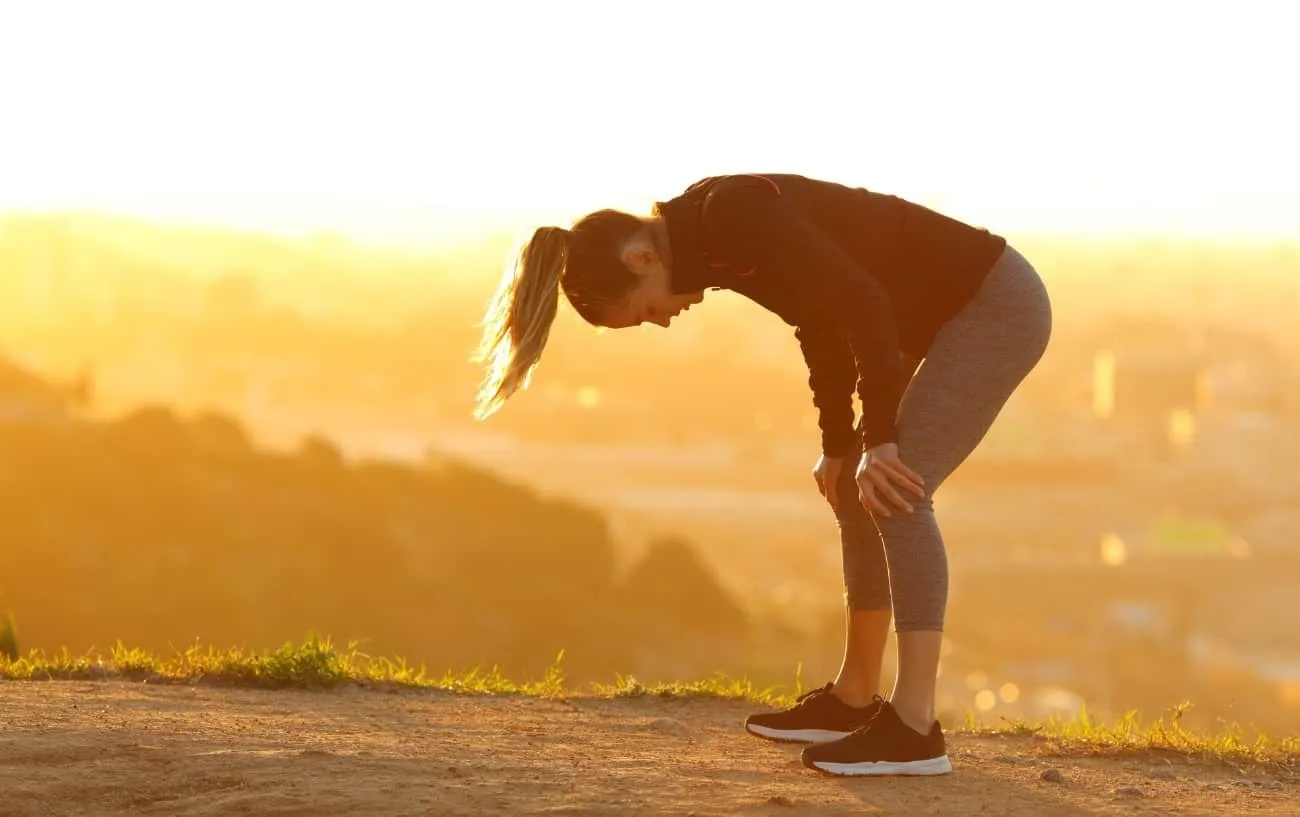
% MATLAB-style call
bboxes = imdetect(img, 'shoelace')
[791,682,834,708]
[848,694,890,735]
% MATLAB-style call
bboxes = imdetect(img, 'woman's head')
[472,209,704,419]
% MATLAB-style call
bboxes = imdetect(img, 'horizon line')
[3,206,1298,255]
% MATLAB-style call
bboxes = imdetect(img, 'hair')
[472,209,645,420]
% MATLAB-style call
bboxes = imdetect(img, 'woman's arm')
[703,185,907,451]
[794,322,859,457]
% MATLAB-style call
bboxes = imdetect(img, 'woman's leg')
[742,465,891,742]
[743,446,897,742]
[877,245,1053,734]
[830,451,892,706]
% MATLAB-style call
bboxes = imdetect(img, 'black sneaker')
[744,683,884,744]
[801,697,952,776]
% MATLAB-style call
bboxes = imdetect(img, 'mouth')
[665,301,694,325]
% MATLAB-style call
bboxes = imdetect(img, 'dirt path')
[0,681,1294,816]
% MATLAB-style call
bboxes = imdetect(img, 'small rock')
[1205,783,1225,792]
[1114,786,1146,798]
[1040,768,1064,784]
[766,795,796,807]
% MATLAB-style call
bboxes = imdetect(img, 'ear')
[626,246,657,269]
[621,227,659,270]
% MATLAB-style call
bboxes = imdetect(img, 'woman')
[473,173,1052,777]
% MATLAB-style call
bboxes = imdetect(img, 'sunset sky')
[1,1,1294,247]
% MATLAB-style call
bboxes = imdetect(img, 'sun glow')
[1,2,1295,248]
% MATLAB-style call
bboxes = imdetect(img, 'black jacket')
[655,173,1007,457]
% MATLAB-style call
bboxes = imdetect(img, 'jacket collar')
[655,180,725,295]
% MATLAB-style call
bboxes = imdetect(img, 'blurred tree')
[0,375,750,684]
[617,534,751,677]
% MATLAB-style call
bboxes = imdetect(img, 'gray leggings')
[833,245,1053,631]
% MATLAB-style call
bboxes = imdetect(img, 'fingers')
[869,469,913,514]
[900,461,927,495]
[857,462,927,516]
[813,468,839,512]
[882,459,926,499]
[858,481,890,517]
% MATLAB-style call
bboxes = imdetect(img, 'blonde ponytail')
[472,226,569,420]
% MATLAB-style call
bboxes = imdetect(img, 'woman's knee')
[833,493,875,529]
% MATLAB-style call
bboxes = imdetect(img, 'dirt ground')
[1,681,1295,816]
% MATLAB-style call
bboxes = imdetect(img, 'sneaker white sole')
[809,755,954,776]
[745,724,853,743]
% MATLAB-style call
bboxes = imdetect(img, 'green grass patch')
[976,702,1300,772]
[2,636,1296,772]
[0,610,17,662]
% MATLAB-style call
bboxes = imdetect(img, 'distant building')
[1092,348,1204,424]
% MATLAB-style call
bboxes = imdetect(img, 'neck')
[647,216,674,272]
[653,191,714,294]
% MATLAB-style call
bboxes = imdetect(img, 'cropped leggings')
[833,245,1053,631]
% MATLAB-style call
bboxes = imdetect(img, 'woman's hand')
[812,454,845,512]
[856,443,926,518]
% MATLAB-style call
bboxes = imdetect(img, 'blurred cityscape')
[2,213,1299,736]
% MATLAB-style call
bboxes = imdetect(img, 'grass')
[0,610,17,662]
[973,704,1300,775]
[2,635,1297,773]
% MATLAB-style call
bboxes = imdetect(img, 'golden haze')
[2,211,1299,737]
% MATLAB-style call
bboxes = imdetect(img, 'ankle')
[830,682,880,709]
[888,700,935,735]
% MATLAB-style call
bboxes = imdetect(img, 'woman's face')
[597,238,705,329]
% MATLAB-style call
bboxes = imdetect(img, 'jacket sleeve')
[703,185,906,451]
[794,322,859,457]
